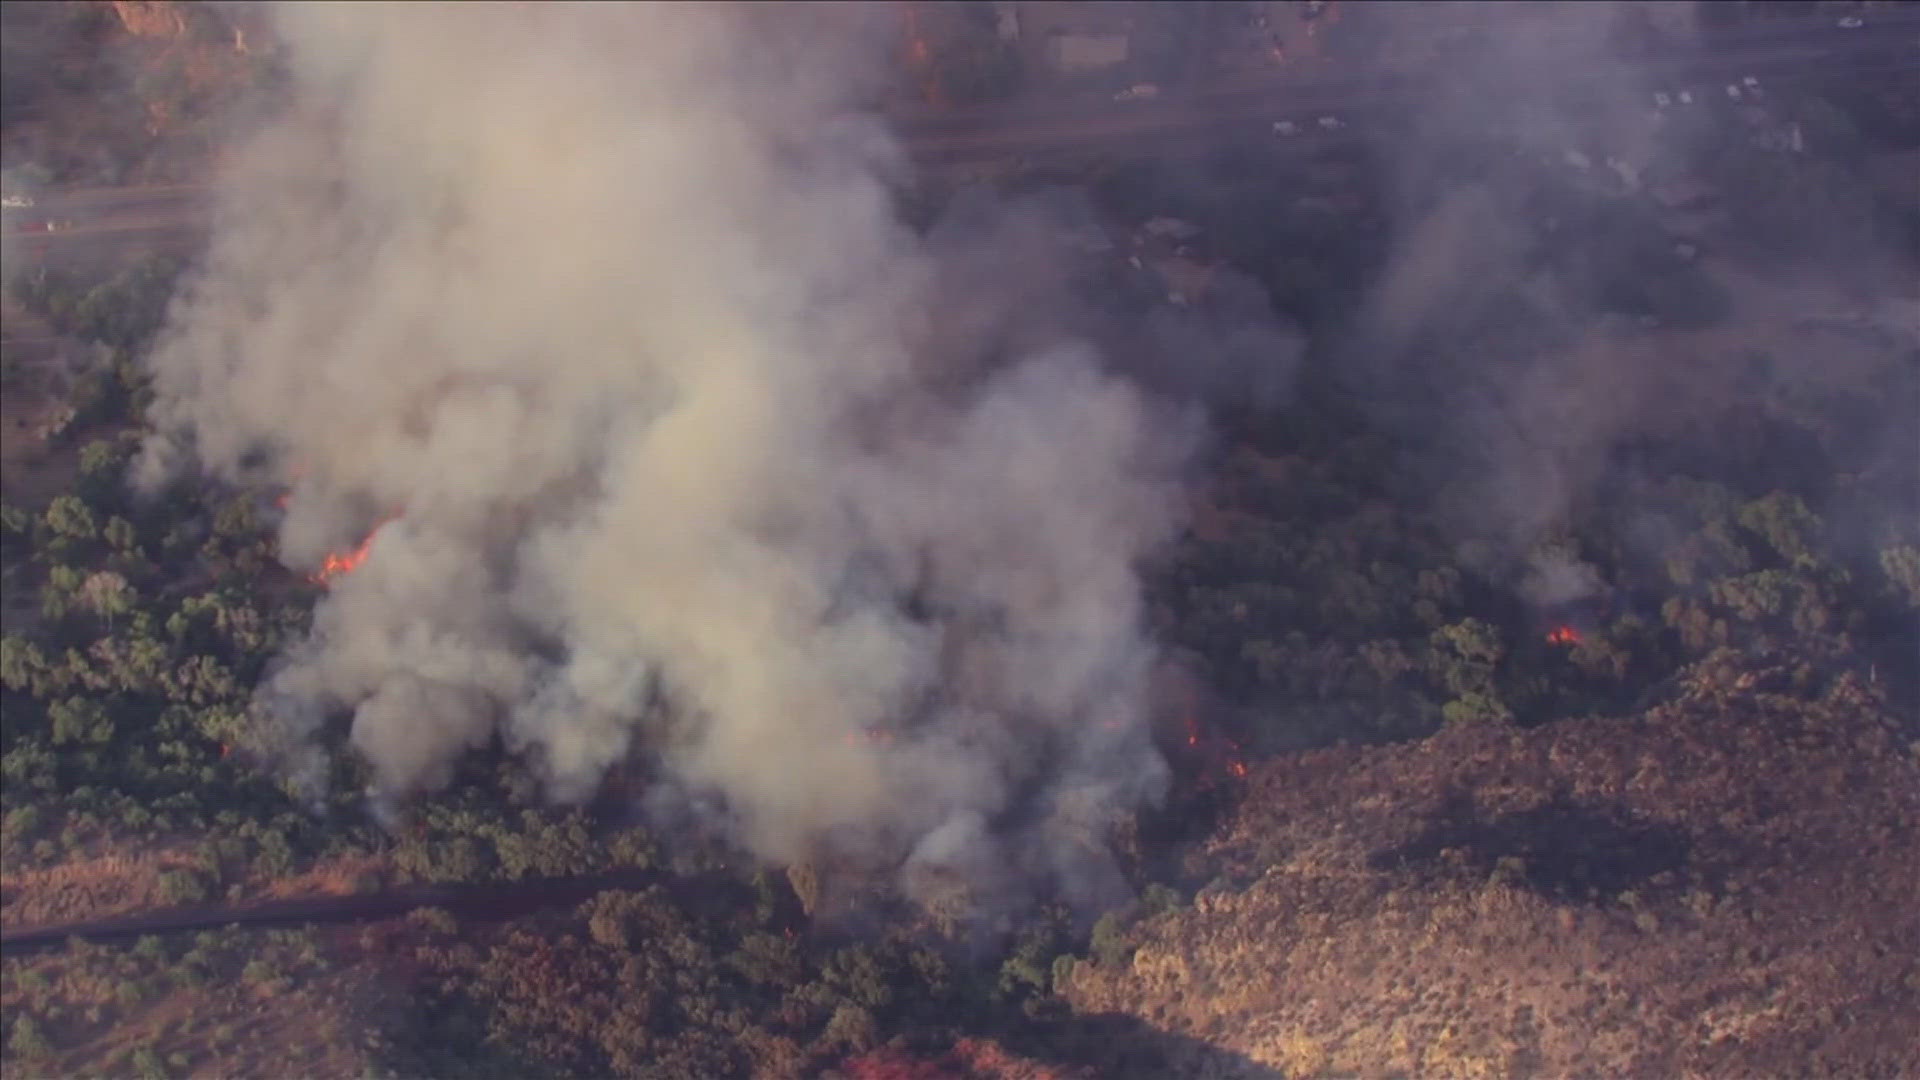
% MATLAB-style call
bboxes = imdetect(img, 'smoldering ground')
[132,3,1295,915]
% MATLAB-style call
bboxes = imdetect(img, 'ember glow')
[1182,713,1251,786]
[1546,625,1582,646]
[903,4,929,64]
[902,5,942,107]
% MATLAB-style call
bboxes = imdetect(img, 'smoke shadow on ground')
[1369,792,1693,905]
[1001,1010,1287,1080]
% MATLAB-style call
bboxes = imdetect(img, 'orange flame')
[312,536,374,584]
[1546,625,1582,646]
[310,514,397,586]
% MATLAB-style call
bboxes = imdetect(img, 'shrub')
[2,804,43,841]
[129,1046,169,1080]
[241,957,280,987]
[1142,882,1184,914]
[407,907,460,937]
[1090,911,1134,969]
[156,868,209,905]
[1051,954,1078,990]
[8,1015,51,1059]
[820,1003,877,1053]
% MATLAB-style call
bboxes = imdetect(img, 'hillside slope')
[1064,658,1919,1078]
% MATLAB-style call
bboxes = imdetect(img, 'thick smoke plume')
[136,3,1207,908]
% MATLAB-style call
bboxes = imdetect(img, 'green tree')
[820,1002,876,1053]
[997,929,1059,1000]
[211,496,259,541]
[44,494,97,541]
[1429,617,1513,723]
[41,564,84,620]
[79,438,124,480]
[8,1014,51,1059]
[48,694,114,745]
[1880,544,1920,609]
[156,868,210,905]
[79,570,134,625]
[1737,491,1822,571]
[1089,911,1134,968]
[727,931,804,990]
[819,944,893,1012]
[493,810,597,879]
[0,634,46,692]
[194,705,250,751]
[91,627,172,695]
[785,860,821,917]
[165,655,239,708]
[103,515,139,555]
[128,1045,170,1080]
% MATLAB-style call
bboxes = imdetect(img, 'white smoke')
[136,3,1219,902]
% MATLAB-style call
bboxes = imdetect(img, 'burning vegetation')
[1546,624,1583,646]
[1179,712,1250,785]
[1,3,1916,1078]
[309,527,376,585]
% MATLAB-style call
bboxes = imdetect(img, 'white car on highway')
[1,194,32,209]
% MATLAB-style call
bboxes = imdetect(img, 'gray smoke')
[1339,1,1918,601]
[135,3,1226,904]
